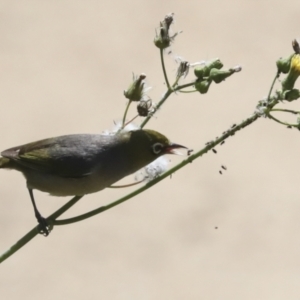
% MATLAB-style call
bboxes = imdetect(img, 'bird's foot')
[36,216,52,237]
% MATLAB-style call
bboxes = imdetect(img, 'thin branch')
[140,81,196,129]
[267,71,280,101]
[160,49,170,89]
[179,89,197,93]
[266,111,297,127]
[173,81,196,92]
[123,114,139,127]
[48,196,83,220]
[0,227,38,264]
[0,196,82,264]
[140,89,172,128]
[108,180,144,188]
[122,100,132,128]
[271,108,300,114]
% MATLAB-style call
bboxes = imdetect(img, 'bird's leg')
[28,188,51,236]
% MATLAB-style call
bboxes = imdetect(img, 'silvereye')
[0,129,186,235]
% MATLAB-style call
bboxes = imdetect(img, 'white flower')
[135,156,170,182]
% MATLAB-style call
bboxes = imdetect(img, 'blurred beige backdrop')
[1,1,300,299]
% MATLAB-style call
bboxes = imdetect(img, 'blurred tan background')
[1,1,300,299]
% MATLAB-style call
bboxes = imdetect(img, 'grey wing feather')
[1,134,113,178]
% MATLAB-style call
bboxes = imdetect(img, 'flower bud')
[276,55,293,74]
[154,13,176,49]
[195,79,211,94]
[282,54,300,91]
[124,73,146,101]
[282,88,300,101]
[209,68,236,84]
[194,59,223,80]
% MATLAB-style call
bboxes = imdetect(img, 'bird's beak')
[165,143,189,155]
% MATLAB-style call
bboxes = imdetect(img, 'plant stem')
[173,81,196,92]
[266,111,296,127]
[122,100,132,128]
[0,196,82,264]
[267,72,280,101]
[179,90,197,93]
[160,49,170,89]
[271,108,300,114]
[108,179,144,188]
[0,227,38,264]
[48,196,83,220]
[140,81,196,129]
[140,88,172,128]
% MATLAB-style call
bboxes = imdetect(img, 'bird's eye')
[152,142,164,155]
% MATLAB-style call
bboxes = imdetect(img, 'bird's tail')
[0,157,10,168]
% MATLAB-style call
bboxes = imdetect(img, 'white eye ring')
[152,142,164,155]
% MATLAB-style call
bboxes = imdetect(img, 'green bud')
[124,74,146,101]
[193,66,205,80]
[282,89,300,101]
[209,59,223,70]
[154,13,176,49]
[209,68,234,84]
[195,79,211,94]
[276,55,293,74]
[194,59,223,79]
[154,28,171,49]
[282,54,300,91]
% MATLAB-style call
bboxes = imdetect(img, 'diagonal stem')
[0,195,82,264]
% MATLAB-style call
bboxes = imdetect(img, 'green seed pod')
[124,74,146,101]
[194,59,223,79]
[154,14,175,49]
[195,79,211,94]
[154,28,171,49]
[283,89,300,101]
[209,68,234,84]
[276,55,293,74]
[210,59,223,70]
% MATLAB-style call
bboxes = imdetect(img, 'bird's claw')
[37,217,52,237]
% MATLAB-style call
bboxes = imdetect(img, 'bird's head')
[122,129,188,171]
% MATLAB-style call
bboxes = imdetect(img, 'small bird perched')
[0,129,186,235]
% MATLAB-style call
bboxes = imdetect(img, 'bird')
[0,129,186,235]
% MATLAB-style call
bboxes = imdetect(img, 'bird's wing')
[1,134,109,178]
